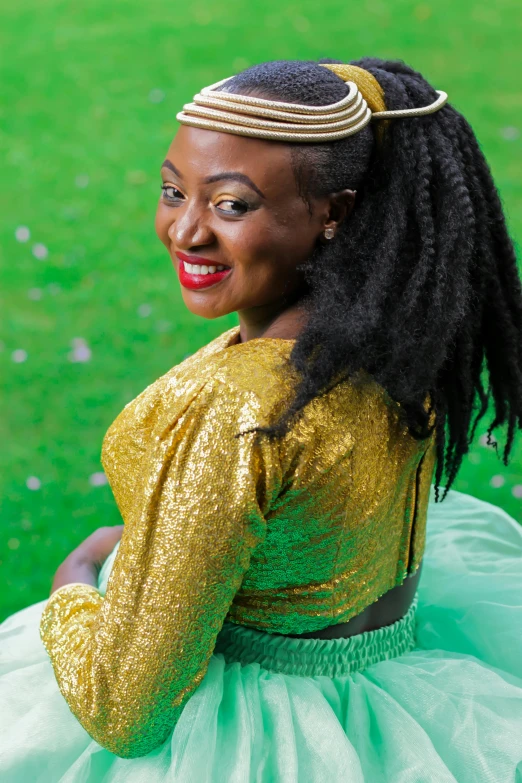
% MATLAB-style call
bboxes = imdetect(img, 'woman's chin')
[180,291,233,320]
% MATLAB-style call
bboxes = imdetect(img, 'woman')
[1,57,522,782]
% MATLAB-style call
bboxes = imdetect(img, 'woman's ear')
[322,189,357,239]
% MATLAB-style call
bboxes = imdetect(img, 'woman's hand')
[50,525,125,596]
[68,525,126,571]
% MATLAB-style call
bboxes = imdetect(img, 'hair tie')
[319,63,389,144]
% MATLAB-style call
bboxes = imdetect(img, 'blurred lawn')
[1,0,521,621]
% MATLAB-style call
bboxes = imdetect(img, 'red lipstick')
[175,251,232,291]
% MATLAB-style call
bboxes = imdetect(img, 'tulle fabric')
[1,486,522,782]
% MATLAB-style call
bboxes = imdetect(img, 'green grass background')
[1,0,521,621]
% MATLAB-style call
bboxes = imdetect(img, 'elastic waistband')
[214,596,417,677]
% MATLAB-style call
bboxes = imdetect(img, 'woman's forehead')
[165,125,295,189]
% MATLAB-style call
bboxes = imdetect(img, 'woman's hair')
[219,58,522,502]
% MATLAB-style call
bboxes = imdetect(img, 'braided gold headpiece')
[176,63,448,144]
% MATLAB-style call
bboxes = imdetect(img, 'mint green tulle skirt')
[1,486,522,782]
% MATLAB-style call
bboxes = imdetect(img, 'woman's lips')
[175,252,232,291]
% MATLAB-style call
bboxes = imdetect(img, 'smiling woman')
[155,127,352,331]
[1,57,522,782]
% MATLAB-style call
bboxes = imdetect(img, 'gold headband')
[176,63,448,143]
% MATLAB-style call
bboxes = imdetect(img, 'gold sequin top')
[39,325,437,758]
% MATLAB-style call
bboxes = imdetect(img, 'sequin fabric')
[39,325,437,758]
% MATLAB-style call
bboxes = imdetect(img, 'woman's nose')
[168,202,214,248]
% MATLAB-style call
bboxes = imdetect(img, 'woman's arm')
[39,379,279,759]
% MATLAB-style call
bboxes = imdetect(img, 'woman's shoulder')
[104,326,427,458]
[102,330,296,450]
[155,329,297,411]
[110,327,241,415]
[214,336,297,392]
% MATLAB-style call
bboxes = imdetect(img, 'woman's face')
[155,125,351,320]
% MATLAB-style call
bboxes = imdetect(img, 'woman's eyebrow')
[161,159,183,177]
[203,172,266,199]
[161,159,265,199]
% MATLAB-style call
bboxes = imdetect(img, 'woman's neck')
[237,294,308,343]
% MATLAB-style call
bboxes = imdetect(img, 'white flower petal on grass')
[32,243,49,260]
[68,337,91,362]
[15,226,30,242]
[490,475,505,488]
[512,485,522,499]
[68,344,92,363]
[89,472,108,487]
[28,288,43,300]
[75,174,90,188]
[148,88,165,104]
[12,349,28,363]
[479,433,497,448]
[501,126,519,141]
[138,303,152,318]
[26,476,41,490]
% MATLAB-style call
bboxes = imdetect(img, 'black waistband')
[279,621,370,640]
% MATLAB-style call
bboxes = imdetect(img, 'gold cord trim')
[176,64,448,143]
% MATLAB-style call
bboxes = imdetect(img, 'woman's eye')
[215,199,248,215]
[161,185,184,201]
[160,186,248,215]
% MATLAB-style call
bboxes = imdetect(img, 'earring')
[324,228,335,240]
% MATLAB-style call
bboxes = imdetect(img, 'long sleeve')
[39,376,281,759]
